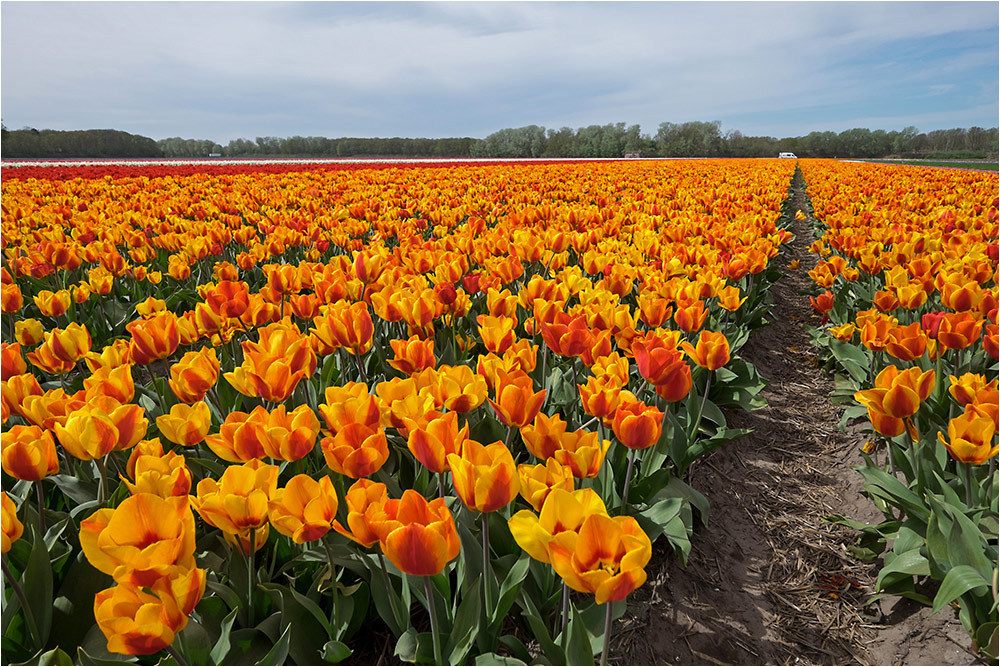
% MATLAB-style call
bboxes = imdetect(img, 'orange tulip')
[637,293,671,328]
[94,583,180,656]
[1,342,26,377]
[83,364,135,404]
[33,289,71,318]
[809,291,835,324]
[936,312,983,351]
[318,382,382,434]
[127,313,180,365]
[269,474,339,543]
[478,314,517,354]
[681,330,731,371]
[15,384,77,429]
[2,492,23,554]
[938,408,998,465]
[488,368,546,428]
[311,301,375,355]
[225,321,316,402]
[948,373,998,407]
[548,512,652,604]
[612,395,663,450]
[321,423,389,479]
[204,280,249,318]
[55,401,148,460]
[372,489,460,576]
[508,487,609,564]
[80,493,197,587]
[332,479,389,547]
[855,365,935,436]
[447,439,520,513]
[427,364,488,413]
[123,450,192,497]
[884,323,929,362]
[1,282,23,313]
[578,374,622,424]
[388,335,436,375]
[25,336,75,374]
[168,346,220,403]
[941,278,983,313]
[1,424,59,481]
[673,299,708,333]
[871,290,899,314]
[156,401,212,447]
[518,459,575,512]
[190,460,278,552]
[715,285,747,312]
[14,318,44,347]
[404,411,468,474]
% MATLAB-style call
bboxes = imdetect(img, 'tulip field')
[0,157,996,665]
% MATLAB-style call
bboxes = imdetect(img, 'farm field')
[0,157,996,666]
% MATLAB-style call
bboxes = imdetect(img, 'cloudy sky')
[2,1,996,143]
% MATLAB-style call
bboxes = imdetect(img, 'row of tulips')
[1,158,796,665]
[798,160,999,659]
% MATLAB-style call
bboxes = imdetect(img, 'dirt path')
[613,174,982,666]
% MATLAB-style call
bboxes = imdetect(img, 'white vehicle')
[778,152,798,159]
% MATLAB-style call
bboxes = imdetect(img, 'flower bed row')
[799,159,998,659]
[2,159,796,665]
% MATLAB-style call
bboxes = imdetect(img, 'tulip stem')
[165,644,189,666]
[246,529,256,627]
[424,576,442,667]
[377,549,404,632]
[96,456,109,504]
[904,421,924,499]
[505,425,514,448]
[323,539,340,628]
[482,514,492,620]
[600,601,614,666]
[965,462,974,507]
[437,472,446,499]
[559,582,569,640]
[354,348,368,385]
[2,556,41,650]
[689,370,712,445]
[621,447,637,515]
[35,482,45,535]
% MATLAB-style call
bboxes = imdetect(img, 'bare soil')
[609,178,985,666]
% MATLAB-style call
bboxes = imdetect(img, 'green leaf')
[254,624,291,666]
[827,337,870,385]
[321,640,352,664]
[208,608,239,664]
[447,577,481,664]
[474,654,528,666]
[14,647,74,666]
[22,516,53,650]
[75,645,136,666]
[258,582,331,665]
[877,549,929,590]
[636,498,683,541]
[564,605,595,666]
[931,565,991,614]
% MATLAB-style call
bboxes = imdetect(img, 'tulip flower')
[941,278,983,313]
[884,322,929,362]
[447,439,520,514]
[311,301,375,356]
[518,459,575,512]
[332,479,389,547]
[25,337,75,375]
[1,282,23,313]
[371,489,460,577]
[83,364,135,404]
[936,312,983,351]
[190,460,278,553]
[478,314,518,354]
[715,285,747,312]
[854,365,935,437]
[404,411,468,474]
[80,493,197,587]
[388,335,436,375]
[2,492,23,554]
[937,408,998,465]
[673,300,708,332]
[948,373,998,407]
[123,450,192,497]
[318,382,382,434]
[1,342,27,377]
[225,321,316,402]
[53,406,121,461]
[547,512,652,604]
[429,364,489,413]
[165,347,218,404]
[204,279,250,318]
[85,339,133,372]
[488,368,546,428]
[681,330,731,371]
[508,487,610,564]
[14,319,44,347]
[127,313,180,365]
[321,423,389,479]
[156,401,212,447]
[612,396,663,450]
[269,474,339,543]
[1,424,59,481]
[15,384,77,429]
[33,289,71,318]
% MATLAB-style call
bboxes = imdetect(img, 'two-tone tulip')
[190,460,279,553]
[371,490,460,576]
[1,424,59,481]
[447,439,520,513]
[2,492,23,554]
[123,450,192,497]
[127,313,180,365]
[508,488,609,564]
[517,459,575,512]
[331,479,389,547]
[612,396,663,450]
[269,474,339,544]
[168,347,220,403]
[488,369,546,428]
[937,408,997,465]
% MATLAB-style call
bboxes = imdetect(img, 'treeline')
[3,122,997,160]
[0,127,161,158]
[474,121,999,159]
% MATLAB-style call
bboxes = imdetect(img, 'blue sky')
[1,1,996,142]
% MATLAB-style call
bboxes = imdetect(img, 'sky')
[1,1,997,143]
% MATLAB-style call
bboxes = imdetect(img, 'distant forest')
[2,121,997,160]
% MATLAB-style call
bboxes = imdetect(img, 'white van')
[778,152,798,159]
